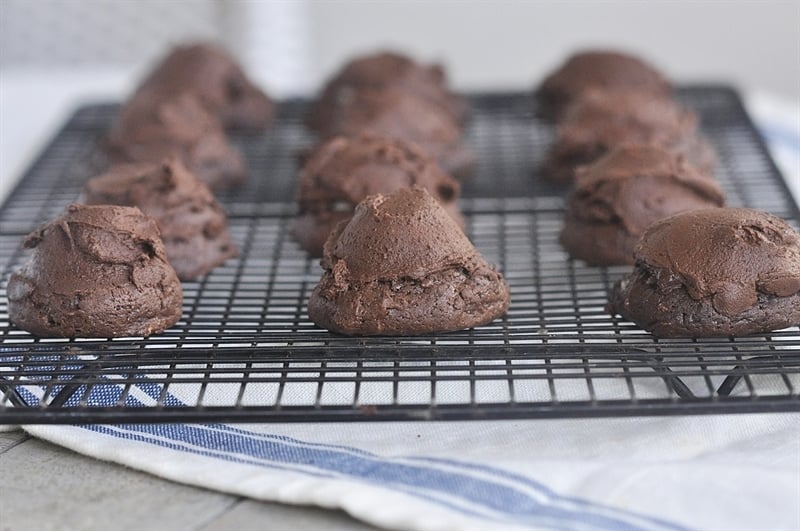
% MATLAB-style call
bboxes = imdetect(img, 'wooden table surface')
[0,429,379,531]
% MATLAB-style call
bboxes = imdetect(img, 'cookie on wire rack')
[308,187,509,336]
[608,207,800,337]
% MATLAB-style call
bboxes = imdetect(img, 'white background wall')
[1,0,798,100]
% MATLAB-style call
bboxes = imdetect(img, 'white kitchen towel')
[6,96,800,531]
[13,380,800,531]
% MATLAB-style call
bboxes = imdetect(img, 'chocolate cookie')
[82,158,238,280]
[7,204,183,338]
[543,89,716,184]
[108,93,247,191]
[131,42,274,131]
[560,145,725,265]
[314,88,475,178]
[293,133,464,256]
[608,208,800,337]
[536,50,671,121]
[308,187,510,336]
[308,50,467,133]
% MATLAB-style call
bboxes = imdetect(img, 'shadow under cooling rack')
[0,88,799,423]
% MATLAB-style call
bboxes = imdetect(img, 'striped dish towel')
[7,94,800,531]
[13,379,800,531]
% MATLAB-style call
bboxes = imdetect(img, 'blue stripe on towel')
[133,384,686,529]
[118,381,679,528]
[407,457,687,531]
[15,385,509,525]
[86,423,337,480]
[207,424,686,531]
[15,374,688,530]
[99,422,524,526]
[107,421,657,530]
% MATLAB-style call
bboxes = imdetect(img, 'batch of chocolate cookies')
[7,44,279,337]
[535,50,799,336]
[5,44,800,340]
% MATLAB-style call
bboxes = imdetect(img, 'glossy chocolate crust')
[107,93,247,191]
[560,145,725,265]
[292,133,464,256]
[307,51,468,133]
[535,50,671,121]
[543,89,716,184]
[608,208,800,337]
[7,204,183,338]
[308,187,509,336]
[83,158,238,280]
[132,42,274,131]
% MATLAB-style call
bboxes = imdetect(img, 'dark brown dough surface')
[131,42,274,131]
[560,145,725,265]
[543,89,716,184]
[83,158,238,280]
[7,204,183,338]
[308,187,509,335]
[108,93,246,191]
[312,88,475,179]
[536,50,671,121]
[608,208,800,337]
[307,50,467,133]
[293,133,463,256]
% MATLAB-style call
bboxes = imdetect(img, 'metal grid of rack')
[1,88,798,423]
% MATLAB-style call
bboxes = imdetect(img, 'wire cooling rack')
[1,88,798,423]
